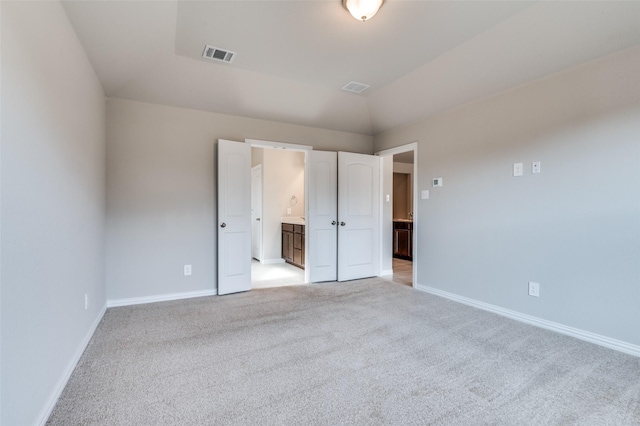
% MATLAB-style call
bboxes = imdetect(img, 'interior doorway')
[249,141,308,289]
[377,143,417,288]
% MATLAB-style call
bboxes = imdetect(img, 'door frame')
[375,142,418,288]
[251,164,263,262]
[246,139,313,284]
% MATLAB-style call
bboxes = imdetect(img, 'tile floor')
[252,259,305,289]
[251,258,412,289]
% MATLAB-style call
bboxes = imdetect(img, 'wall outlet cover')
[532,161,541,174]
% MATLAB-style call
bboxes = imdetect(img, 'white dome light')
[343,0,385,22]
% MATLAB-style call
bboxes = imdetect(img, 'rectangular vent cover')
[202,45,236,63]
[342,81,370,94]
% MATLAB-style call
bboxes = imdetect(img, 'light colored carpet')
[48,279,640,425]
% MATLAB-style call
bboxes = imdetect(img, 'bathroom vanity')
[281,217,305,269]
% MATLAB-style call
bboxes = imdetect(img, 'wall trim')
[261,258,286,265]
[415,284,640,358]
[107,289,217,308]
[380,269,393,276]
[246,138,313,151]
[36,303,107,425]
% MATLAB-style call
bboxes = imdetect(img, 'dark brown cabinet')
[282,223,305,269]
[393,221,413,261]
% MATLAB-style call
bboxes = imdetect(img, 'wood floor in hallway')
[391,258,412,286]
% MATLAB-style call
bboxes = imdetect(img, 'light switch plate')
[421,190,429,200]
[513,163,523,177]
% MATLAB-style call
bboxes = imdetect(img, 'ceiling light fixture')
[343,0,385,22]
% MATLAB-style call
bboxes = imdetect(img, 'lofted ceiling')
[62,1,640,136]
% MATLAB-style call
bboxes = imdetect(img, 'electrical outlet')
[84,293,88,310]
[184,265,192,276]
[532,161,541,174]
[528,281,540,297]
[287,207,292,214]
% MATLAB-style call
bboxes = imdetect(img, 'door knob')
[331,220,337,225]
[220,223,226,228]
[340,222,346,226]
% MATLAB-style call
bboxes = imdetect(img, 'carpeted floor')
[47,278,640,425]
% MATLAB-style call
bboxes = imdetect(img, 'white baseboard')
[107,289,217,308]
[37,303,107,426]
[415,283,640,358]
[380,269,393,276]
[260,258,285,265]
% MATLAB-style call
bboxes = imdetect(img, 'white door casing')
[308,151,338,282]
[338,152,380,281]
[376,142,418,285]
[217,139,252,295]
[251,164,262,261]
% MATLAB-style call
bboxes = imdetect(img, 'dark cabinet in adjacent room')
[282,223,305,269]
[393,221,413,261]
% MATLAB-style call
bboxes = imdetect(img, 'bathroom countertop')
[281,216,305,225]
[393,219,413,223]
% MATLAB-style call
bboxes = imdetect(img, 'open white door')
[338,152,380,281]
[217,139,252,295]
[251,165,262,261]
[308,151,338,282]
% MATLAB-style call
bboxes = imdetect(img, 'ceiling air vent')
[202,45,236,64]
[341,81,370,94]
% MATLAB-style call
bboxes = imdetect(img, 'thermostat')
[433,177,443,187]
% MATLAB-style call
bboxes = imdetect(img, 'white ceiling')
[62,1,640,136]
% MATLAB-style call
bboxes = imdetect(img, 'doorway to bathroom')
[217,138,382,294]
[250,142,307,289]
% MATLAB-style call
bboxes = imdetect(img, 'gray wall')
[106,98,372,301]
[1,2,106,424]
[374,46,640,346]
